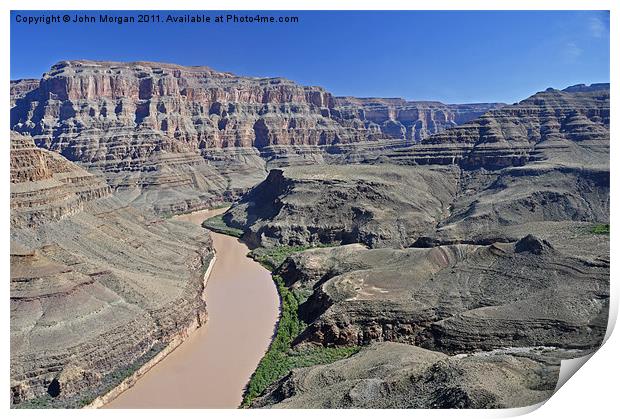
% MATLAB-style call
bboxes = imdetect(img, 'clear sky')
[10,10,610,104]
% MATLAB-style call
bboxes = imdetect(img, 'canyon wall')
[10,61,500,212]
[379,84,610,169]
[333,97,503,142]
[10,79,40,106]
[10,132,111,227]
[10,131,215,407]
[228,85,609,249]
[11,60,501,151]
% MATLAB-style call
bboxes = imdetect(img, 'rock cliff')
[11,60,500,150]
[380,85,610,169]
[10,131,215,407]
[333,97,504,142]
[225,164,460,248]
[10,132,111,227]
[277,235,607,351]
[226,85,609,249]
[10,79,39,106]
[10,60,499,212]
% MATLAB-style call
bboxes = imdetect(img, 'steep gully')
[105,208,280,408]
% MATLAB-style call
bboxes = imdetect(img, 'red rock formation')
[11,60,500,159]
[9,60,500,212]
[333,97,503,142]
[11,60,363,153]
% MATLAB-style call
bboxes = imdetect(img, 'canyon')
[9,60,609,409]
[226,84,609,248]
[105,209,279,408]
[233,83,610,408]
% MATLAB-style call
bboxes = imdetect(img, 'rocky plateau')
[253,342,580,408]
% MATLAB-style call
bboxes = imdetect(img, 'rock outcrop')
[562,83,610,93]
[378,84,610,169]
[333,97,504,142]
[10,60,363,150]
[228,84,610,409]
[419,164,610,246]
[10,79,39,106]
[225,164,460,248]
[253,342,568,408]
[250,224,608,409]
[277,236,608,352]
[225,85,610,249]
[10,132,215,407]
[10,132,111,227]
[11,60,500,151]
[224,161,608,251]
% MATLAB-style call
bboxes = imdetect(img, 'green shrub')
[287,346,360,369]
[241,275,302,405]
[590,223,610,235]
[241,274,358,407]
[201,215,243,238]
[249,244,334,271]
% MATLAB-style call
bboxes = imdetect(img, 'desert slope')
[10,132,215,407]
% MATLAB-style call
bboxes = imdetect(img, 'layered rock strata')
[10,60,498,211]
[9,61,610,409]
[10,132,111,227]
[377,84,610,169]
[224,162,608,250]
[277,235,608,351]
[11,201,214,406]
[333,97,504,142]
[227,84,610,409]
[421,165,609,245]
[10,133,215,406]
[225,164,460,248]
[251,228,608,408]
[225,85,609,249]
[10,79,39,106]
[11,60,500,150]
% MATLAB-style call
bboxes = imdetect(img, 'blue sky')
[10,10,609,104]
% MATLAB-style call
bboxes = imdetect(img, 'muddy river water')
[106,208,280,408]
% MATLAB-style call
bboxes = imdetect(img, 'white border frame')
[2,1,616,418]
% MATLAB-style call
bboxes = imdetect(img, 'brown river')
[105,208,280,408]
